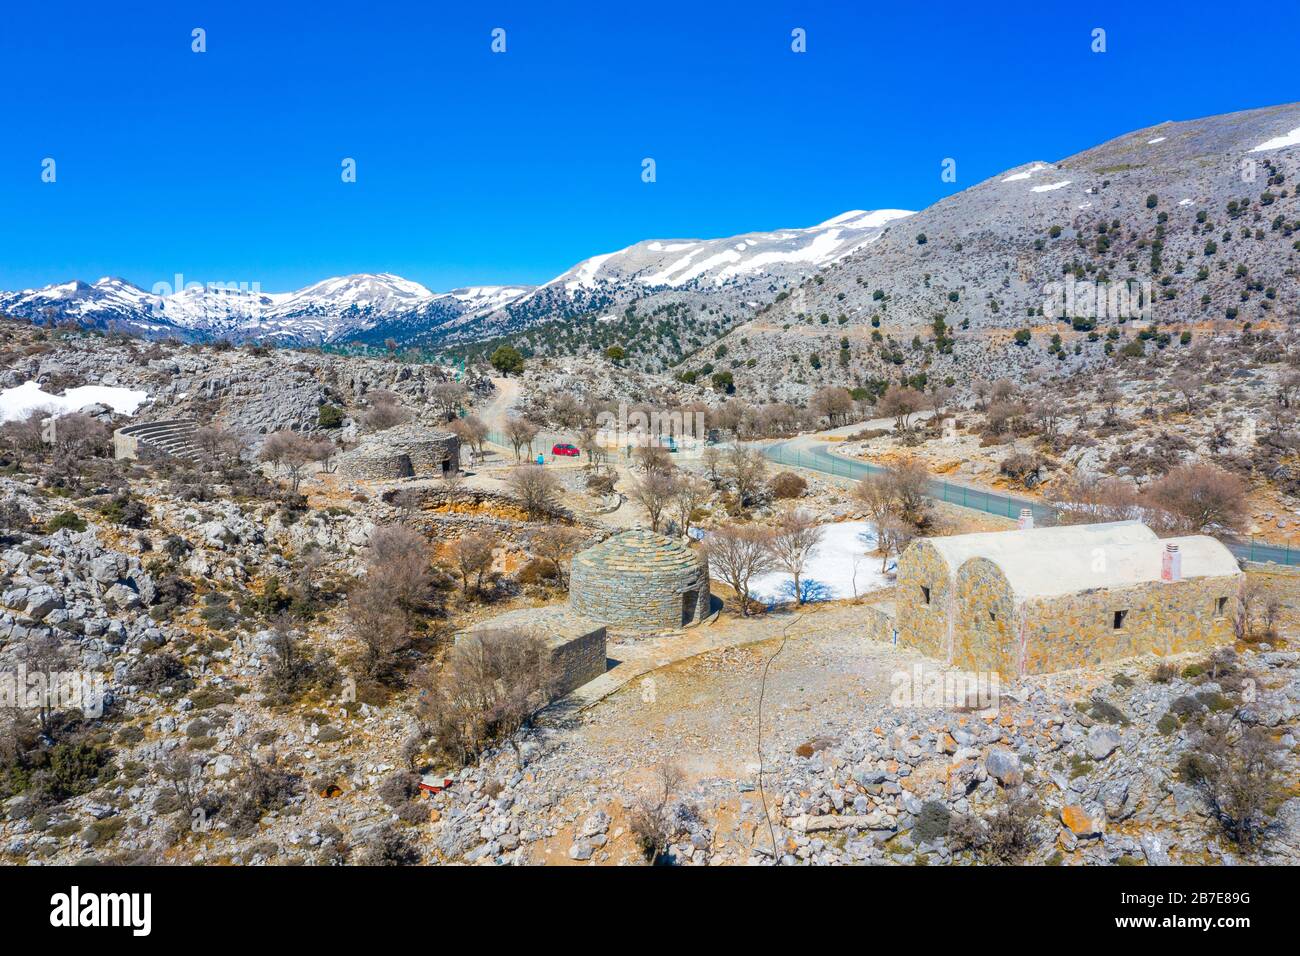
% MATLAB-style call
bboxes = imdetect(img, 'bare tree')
[193,424,246,468]
[878,385,926,434]
[671,474,711,536]
[504,416,540,462]
[725,445,768,508]
[446,532,497,596]
[765,509,824,605]
[505,464,561,520]
[450,414,488,465]
[700,446,722,487]
[705,523,776,616]
[429,382,467,421]
[629,468,677,532]
[531,526,585,586]
[810,386,854,427]
[259,431,334,494]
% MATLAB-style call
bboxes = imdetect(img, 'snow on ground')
[747,521,890,604]
[1002,163,1048,183]
[0,380,148,423]
[1147,137,1167,144]
[1031,180,1072,193]
[1250,126,1300,152]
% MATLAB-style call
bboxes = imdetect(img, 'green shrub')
[317,404,344,428]
[46,511,87,533]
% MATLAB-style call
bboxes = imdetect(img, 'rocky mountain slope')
[684,103,1300,402]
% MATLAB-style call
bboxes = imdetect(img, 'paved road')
[763,436,1298,567]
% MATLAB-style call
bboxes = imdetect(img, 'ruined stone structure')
[337,422,459,480]
[569,529,711,633]
[462,606,607,698]
[894,521,1242,677]
[113,419,200,461]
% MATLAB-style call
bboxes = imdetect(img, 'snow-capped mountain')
[0,210,913,347]
[543,209,913,293]
[406,209,915,348]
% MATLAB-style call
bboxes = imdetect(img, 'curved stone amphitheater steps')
[113,419,201,462]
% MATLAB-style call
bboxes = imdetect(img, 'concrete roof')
[922,520,1157,578]
[964,534,1241,600]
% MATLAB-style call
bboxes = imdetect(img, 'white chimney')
[1161,543,1182,583]
[1018,508,1034,530]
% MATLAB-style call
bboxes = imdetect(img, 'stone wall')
[861,600,896,644]
[569,530,710,633]
[951,556,1240,677]
[895,540,954,661]
[462,606,607,698]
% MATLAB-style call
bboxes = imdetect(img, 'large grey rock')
[1085,726,1122,761]
[984,747,1023,786]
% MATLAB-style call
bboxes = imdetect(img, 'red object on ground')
[552,443,580,457]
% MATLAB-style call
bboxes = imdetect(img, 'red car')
[552,443,580,457]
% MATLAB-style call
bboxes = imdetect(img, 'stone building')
[337,422,459,480]
[462,606,607,698]
[569,529,711,633]
[895,521,1242,677]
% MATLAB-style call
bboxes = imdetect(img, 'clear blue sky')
[1,0,1294,293]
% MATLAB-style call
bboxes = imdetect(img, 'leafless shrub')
[530,525,585,586]
[505,464,561,520]
[1179,717,1284,848]
[418,628,559,767]
[769,470,807,499]
[629,761,685,864]
[1146,462,1249,534]
[362,391,412,431]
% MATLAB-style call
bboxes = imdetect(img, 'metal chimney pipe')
[1160,542,1182,582]
[1018,508,1034,530]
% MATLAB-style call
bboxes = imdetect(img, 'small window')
[1215,596,1228,617]
[1113,610,1128,630]
[920,585,931,605]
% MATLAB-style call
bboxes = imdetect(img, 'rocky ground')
[424,621,1300,866]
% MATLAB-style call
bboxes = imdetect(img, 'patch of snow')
[1178,198,1193,206]
[1002,164,1049,183]
[1031,181,1072,193]
[1249,126,1300,152]
[746,521,889,604]
[0,381,148,423]
[1147,136,1167,144]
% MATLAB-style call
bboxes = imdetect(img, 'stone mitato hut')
[461,606,607,698]
[895,521,1242,677]
[337,422,459,480]
[569,528,711,633]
